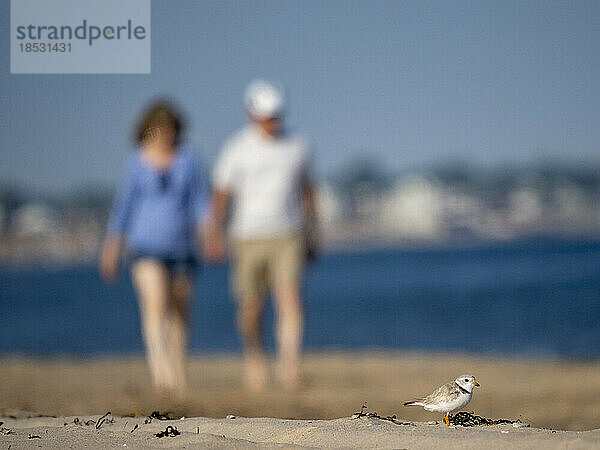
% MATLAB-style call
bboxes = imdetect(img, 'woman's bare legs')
[131,259,171,391]
[132,260,192,393]
[166,272,192,391]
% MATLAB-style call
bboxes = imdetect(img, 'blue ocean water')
[1,239,599,358]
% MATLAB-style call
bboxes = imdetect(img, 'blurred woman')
[100,101,208,393]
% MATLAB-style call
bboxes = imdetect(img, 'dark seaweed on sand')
[353,404,519,427]
[145,411,174,424]
[72,411,113,429]
[447,411,517,427]
[153,425,180,438]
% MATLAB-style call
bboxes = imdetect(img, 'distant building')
[507,187,542,226]
[378,176,444,240]
[12,203,59,236]
[552,184,588,222]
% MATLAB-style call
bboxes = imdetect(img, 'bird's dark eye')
[464,379,469,383]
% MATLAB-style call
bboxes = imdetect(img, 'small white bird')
[404,375,480,426]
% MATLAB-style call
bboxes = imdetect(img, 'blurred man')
[205,80,318,391]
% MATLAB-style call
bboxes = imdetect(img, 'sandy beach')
[2,351,600,447]
[2,414,599,449]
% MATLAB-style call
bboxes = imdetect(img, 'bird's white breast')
[424,392,471,413]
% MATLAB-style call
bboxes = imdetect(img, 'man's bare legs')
[274,284,304,390]
[237,295,268,391]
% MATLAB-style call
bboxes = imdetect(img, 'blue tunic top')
[107,148,209,260]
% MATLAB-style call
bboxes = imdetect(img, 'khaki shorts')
[231,233,305,300]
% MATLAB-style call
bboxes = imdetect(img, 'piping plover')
[404,375,480,426]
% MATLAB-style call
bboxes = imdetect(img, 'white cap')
[244,79,286,120]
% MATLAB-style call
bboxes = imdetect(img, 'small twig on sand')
[519,415,543,429]
[96,411,112,430]
[352,403,413,425]
[130,424,139,434]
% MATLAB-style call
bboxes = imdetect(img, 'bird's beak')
[473,381,480,387]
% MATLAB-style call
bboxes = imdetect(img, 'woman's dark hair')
[135,100,184,145]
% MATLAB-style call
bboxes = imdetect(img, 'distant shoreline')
[2,234,600,269]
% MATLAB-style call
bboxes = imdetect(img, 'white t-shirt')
[212,125,312,239]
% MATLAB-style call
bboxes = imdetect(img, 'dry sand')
[1,351,600,447]
[1,414,599,449]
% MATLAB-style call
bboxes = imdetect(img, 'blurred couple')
[100,80,318,393]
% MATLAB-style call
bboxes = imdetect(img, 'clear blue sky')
[2,0,599,193]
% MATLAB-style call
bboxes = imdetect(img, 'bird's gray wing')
[422,382,461,405]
